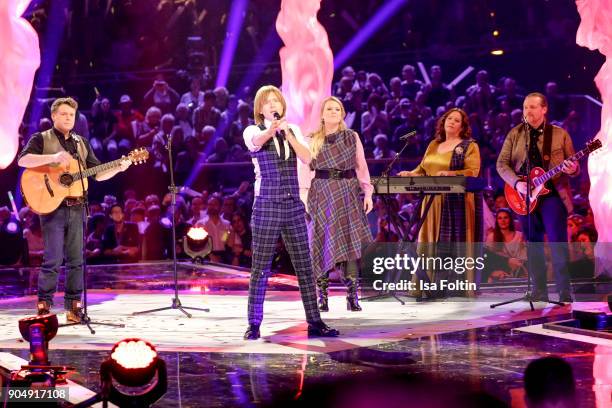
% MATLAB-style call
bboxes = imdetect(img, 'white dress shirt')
[243,119,308,196]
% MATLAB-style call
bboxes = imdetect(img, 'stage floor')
[0,262,610,407]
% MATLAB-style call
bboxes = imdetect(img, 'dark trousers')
[248,198,321,326]
[519,195,571,294]
[39,205,84,309]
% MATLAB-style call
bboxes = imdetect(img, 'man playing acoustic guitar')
[496,92,579,303]
[18,97,131,321]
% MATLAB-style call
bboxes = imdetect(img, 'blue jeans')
[39,205,84,309]
[519,195,571,294]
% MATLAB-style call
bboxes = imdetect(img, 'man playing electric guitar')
[496,92,579,303]
[18,97,131,321]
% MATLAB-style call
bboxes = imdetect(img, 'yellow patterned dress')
[408,139,481,293]
[410,139,481,243]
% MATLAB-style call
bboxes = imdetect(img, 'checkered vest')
[252,124,300,202]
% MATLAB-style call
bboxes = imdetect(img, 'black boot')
[342,260,362,311]
[307,321,339,337]
[244,324,261,340]
[344,277,362,311]
[317,275,329,312]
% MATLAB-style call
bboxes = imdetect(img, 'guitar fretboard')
[71,158,123,181]
[532,148,588,187]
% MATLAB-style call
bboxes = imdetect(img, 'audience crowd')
[4,61,598,281]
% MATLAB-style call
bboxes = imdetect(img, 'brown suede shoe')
[37,300,50,315]
[65,300,82,323]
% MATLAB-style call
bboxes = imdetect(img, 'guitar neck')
[532,148,587,187]
[72,158,123,181]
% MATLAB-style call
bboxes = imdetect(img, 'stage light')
[18,314,59,366]
[493,30,500,37]
[109,339,158,387]
[186,36,207,75]
[11,314,74,390]
[216,0,247,88]
[491,49,504,56]
[184,226,212,263]
[73,338,167,408]
[334,0,407,69]
[161,216,172,228]
[0,215,25,265]
[5,220,18,233]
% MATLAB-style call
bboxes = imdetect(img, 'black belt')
[314,169,356,180]
[63,197,84,207]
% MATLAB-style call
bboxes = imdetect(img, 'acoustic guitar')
[504,139,602,215]
[21,148,149,215]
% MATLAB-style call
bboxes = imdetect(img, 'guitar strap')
[541,123,553,170]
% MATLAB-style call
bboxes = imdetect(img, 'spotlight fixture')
[184,226,212,263]
[0,215,25,265]
[13,314,73,388]
[5,220,19,234]
[108,338,159,387]
[73,338,167,408]
[18,314,59,366]
[491,49,504,56]
[186,36,208,75]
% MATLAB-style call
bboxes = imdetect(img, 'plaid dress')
[308,129,373,278]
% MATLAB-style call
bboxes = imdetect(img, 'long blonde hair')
[309,96,348,158]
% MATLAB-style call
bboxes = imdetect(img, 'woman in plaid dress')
[305,97,374,311]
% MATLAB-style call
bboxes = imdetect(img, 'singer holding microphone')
[242,85,339,340]
[303,96,373,312]
[18,97,131,320]
[398,107,482,297]
[496,93,578,303]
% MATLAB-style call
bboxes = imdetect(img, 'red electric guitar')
[505,138,602,215]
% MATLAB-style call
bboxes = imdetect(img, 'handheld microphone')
[273,112,286,139]
[399,130,417,140]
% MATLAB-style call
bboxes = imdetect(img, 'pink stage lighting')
[0,0,40,169]
[576,0,612,278]
[276,0,333,135]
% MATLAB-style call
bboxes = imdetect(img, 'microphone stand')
[362,131,415,304]
[133,133,210,317]
[60,136,125,333]
[490,120,564,310]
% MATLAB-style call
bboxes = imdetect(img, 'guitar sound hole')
[59,173,74,187]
